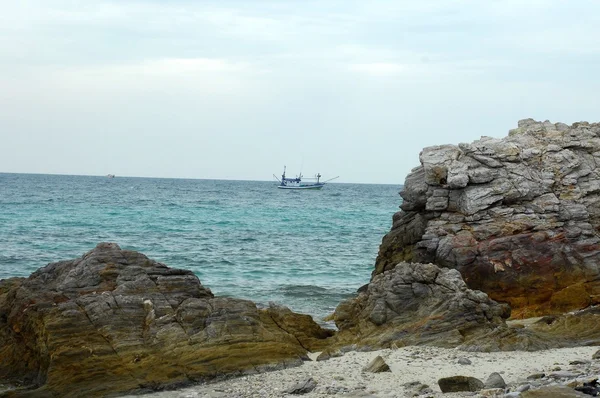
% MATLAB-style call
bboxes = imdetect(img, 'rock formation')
[0,243,332,397]
[327,262,511,352]
[375,119,600,317]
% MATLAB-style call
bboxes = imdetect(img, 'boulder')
[484,372,506,389]
[327,262,510,350]
[438,376,484,393]
[374,119,600,317]
[0,243,333,397]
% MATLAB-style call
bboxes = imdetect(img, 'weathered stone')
[0,243,333,397]
[374,119,600,317]
[438,376,484,393]
[327,262,510,351]
[265,303,335,352]
[286,377,317,394]
[549,371,581,379]
[363,356,390,373]
[520,385,589,397]
[484,372,506,389]
[403,381,432,396]
[458,357,472,365]
[518,384,532,392]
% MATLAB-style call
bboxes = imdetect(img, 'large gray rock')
[328,262,510,350]
[374,119,600,318]
[484,372,506,389]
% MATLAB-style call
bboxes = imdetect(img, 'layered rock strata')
[327,262,511,352]
[329,261,600,354]
[375,119,600,317]
[0,243,332,397]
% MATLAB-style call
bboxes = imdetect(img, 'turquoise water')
[0,173,400,322]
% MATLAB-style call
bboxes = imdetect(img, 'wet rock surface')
[374,119,600,318]
[0,243,333,397]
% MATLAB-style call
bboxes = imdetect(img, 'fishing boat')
[273,166,338,190]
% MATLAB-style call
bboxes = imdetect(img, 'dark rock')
[373,119,600,318]
[286,377,317,394]
[527,373,546,380]
[574,378,600,396]
[570,359,591,365]
[438,376,484,393]
[0,243,333,397]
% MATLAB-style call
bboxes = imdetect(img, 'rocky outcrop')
[375,119,600,317]
[0,243,333,397]
[327,262,511,351]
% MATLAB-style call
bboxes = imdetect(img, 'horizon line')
[0,171,403,186]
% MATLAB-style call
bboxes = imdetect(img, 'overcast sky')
[1,1,599,184]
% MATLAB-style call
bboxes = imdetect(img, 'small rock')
[526,373,545,380]
[517,384,531,392]
[592,350,600,360]
[569,359,590,365]
[317,350,342,361]
[520,385,589,397]
[548,371,580,379]
[363,356,391,373]
[286,378,317,394]
[485,372,506,389]
[438,376,484,393]
[403,381,432,396]
[458,357,472,365]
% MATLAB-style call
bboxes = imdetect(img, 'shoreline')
[122,345,600,397]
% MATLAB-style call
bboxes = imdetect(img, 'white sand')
[125,345,600,397]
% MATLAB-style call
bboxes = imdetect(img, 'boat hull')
[277,184,324,190]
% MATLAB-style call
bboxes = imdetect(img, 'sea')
[0,173,401,323]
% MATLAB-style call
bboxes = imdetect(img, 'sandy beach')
[124,345,600,397]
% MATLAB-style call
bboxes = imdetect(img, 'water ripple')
[0,173,401,321]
